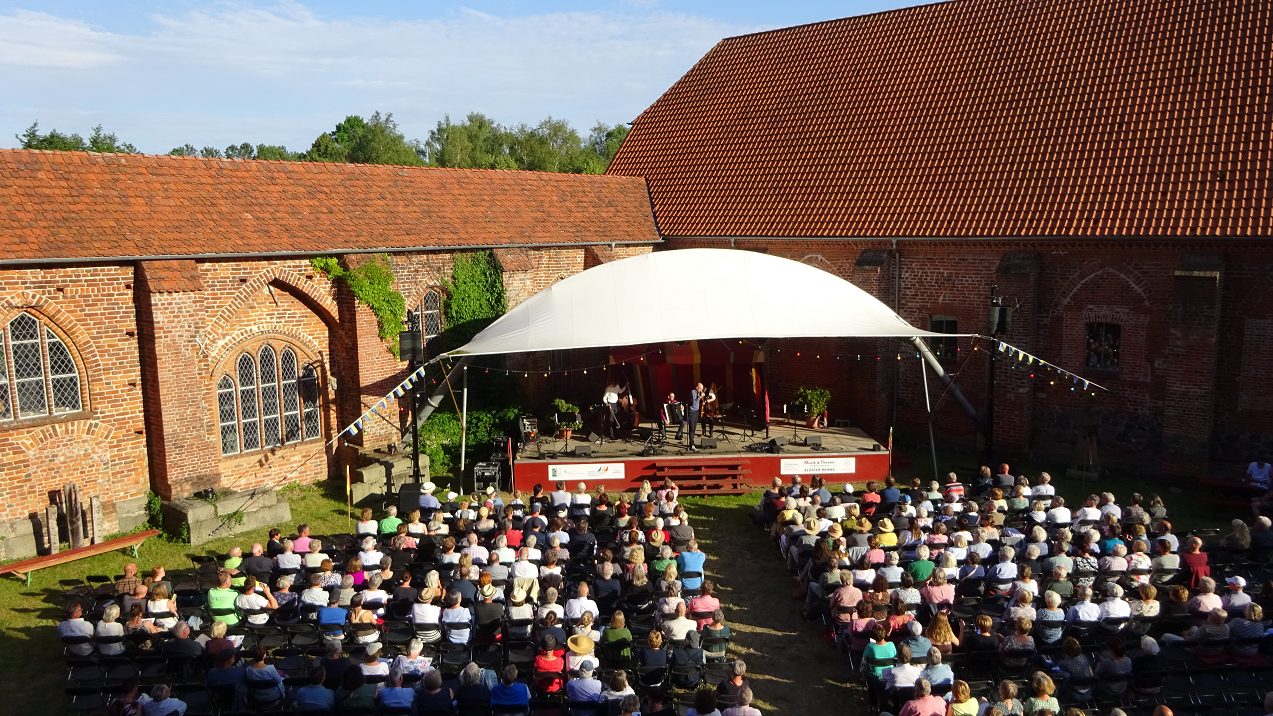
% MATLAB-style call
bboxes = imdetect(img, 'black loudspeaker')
[872,443,882,451]
[768,438,784,454]
[805,435,823,449]
[574,444,593,458]
[772,435,788,447]
[641,445,655,457]
[587,432,601,443]
[700,437,718,449]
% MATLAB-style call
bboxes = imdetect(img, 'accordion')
[663,402,685,423]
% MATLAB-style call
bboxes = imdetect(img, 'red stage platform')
[510,424,889,494]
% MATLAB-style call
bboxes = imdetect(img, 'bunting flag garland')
[996,339,1108,392]
[339,364,431,439]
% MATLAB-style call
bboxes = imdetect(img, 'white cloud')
[0,2,761,153]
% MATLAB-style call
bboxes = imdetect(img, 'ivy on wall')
[310,254,406,357]
[439,250,506,351]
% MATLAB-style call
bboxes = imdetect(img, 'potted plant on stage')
[551,398,582,440]
[794,386,831,428]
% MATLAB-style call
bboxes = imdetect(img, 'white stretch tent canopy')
[454,248,944,357]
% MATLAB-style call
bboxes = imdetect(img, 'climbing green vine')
[439,250,506,351]
[310,254,406,357]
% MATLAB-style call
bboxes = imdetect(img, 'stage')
[509,422,890,494]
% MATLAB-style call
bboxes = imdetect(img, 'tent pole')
[908,337,983,433]
[411,355,474,434]
[460,366,469,487]
[919,355,940,485]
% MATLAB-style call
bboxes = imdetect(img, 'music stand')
[786,403,806,444]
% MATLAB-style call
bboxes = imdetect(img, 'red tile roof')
[607,0,1272,238]
[0,150,659,262]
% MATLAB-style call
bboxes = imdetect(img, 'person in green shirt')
[600,611,634,661]
[861,623,898,710]
[207,571,241,626]
[379,505,403,535]
[221,546,246,588]
[651,545,675,575]
[906,544,936,584]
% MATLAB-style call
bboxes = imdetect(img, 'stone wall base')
[163,489,292,547]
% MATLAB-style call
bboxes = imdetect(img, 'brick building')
[607,0,1272,478]
[0,150,658,557]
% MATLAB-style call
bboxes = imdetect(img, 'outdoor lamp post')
[399,312,424,482]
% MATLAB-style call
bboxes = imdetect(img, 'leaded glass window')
[259,345,281,448]
[238,353,260,451]
[300,364,321,440]
[10,314,47,417]
[280,349,301,443]
[217,376,239,454]
[47,329,81,413]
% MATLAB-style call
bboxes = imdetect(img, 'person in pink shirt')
[688,580,722,629]
[293,524,312,554]
[919,570,955,605]
[895,678,947,716]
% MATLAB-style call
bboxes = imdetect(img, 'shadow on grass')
[680,497,863,715]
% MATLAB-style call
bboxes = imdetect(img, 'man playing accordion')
[660,392,685,442]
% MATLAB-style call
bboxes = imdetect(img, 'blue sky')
[3,1,935,154]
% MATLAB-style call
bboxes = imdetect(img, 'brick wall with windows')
[0,267,149,536]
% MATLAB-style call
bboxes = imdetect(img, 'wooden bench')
[0,529,161,587]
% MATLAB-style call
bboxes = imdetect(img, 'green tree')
[255,144,299,161]
[347,112,425,166]
[200,146,224,159]
[18,121,136,153]
[224,142,255,160]
[302,114,368,163]
[588,121,629,166]
[426,113,516,169]
[169,143,199,157]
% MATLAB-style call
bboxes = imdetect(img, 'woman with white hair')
[1132,636,1165,694]
[1100,543,1130,575]
[1036,590,1066,644]
[1027,525,1050,556]
[1098,583,1131,625]
[95,603,125,655]
[392,638,432,675]
[358,536,384,570]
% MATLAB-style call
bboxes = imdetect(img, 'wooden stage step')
[649,460,752,496]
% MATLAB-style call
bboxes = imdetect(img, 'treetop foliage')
[18,122,137,154]
[16,111,630,174]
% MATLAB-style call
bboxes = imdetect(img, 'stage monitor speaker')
[768,438,784,454]
[587,432,601,443]
[700,437,718,449]
[805,435,823,449]
[574,444,593,458]
[641,445,655,457]
[872,443,882,451]
[771,435,788,447]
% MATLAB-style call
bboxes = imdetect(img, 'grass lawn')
[0,441,1241,714]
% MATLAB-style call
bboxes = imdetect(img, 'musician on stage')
[700,383,720,439]
[660,392,685,442]
[687,383,706,451]
[602,385,621,440]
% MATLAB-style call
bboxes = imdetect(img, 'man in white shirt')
[301,574,329,607]
[1066,586,1101,625]
[235,578,278,625]
[1046,496,1072,526]
[143,685,187,716]
[564,582,599,621]
[1098,583,1131,621]
[661,602,697,641]
[1072,499,1102,525]
[58,603,95,656]
[461,534,490,565]
[1098,493,1122,520]
[491,535,517,565]
[883,644,923,690]
[550,481,572,509]
[1031,473,1056,498]
[986,548,1018,582]
[275,539,303,571]
[968,529,995,560]
[511,549,538,580]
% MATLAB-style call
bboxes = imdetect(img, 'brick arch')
[0,290,104,406]
[402,283,447,313]
[1044,263,1152,326]
[204,266,338,351]
[206,325,326,380]
[798,253,844,278]
[14,418,116,454]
